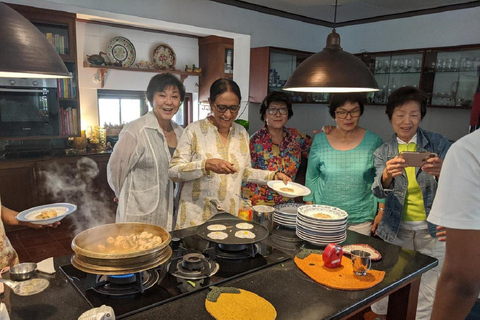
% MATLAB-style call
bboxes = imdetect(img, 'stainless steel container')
[252,205,275,233]
[9,262,37,281]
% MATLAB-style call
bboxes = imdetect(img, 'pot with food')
[71,223,172,275]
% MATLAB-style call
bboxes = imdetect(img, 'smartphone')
[400,151,437,167]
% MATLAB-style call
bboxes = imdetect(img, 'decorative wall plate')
[106,36,136,67]
[152,43,176,70]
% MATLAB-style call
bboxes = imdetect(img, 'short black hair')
[259,91,293,121]
[145,73,186,107]
[386,86,427,120]
[328,93,366,118]
[209,78,241,103]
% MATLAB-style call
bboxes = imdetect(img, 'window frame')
[97,89,193,127]
[97,89,147,126]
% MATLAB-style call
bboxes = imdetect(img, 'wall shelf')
[83,61,199,88]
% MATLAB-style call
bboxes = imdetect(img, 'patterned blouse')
[168,118,275,229]
[242,126,311,206]
[0,199,19,269]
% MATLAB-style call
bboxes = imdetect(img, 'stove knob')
[32,80,39,86]
[9,80,16,86]
[171,237,181,250]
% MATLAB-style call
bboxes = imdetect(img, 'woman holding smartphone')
[371,86,450,320]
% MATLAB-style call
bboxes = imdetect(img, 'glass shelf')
[362,46,480,108]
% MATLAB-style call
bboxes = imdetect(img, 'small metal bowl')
[9,262,37,281]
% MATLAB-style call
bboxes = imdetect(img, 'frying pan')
[197,218,269,245]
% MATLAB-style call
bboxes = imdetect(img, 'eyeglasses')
[267,107,288,115]
[212,102,240,113]
[335,108,361,119]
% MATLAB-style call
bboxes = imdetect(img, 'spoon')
[0,278,49,296]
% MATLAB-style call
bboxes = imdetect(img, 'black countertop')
[1,228,437,320]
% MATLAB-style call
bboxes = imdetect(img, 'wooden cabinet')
[198,36,233,102]
[359,44,480,108]
[7,4,81,137]
[0,154,115,213]
[0,161,37,212]
[249,47,315,103]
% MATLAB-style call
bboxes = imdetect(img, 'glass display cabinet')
[362,44,480,108]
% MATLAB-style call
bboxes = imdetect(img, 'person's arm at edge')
[431,228,480,320]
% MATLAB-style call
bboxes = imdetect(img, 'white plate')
[267,181,310,198]
[296,225,346,237]
[296,228,346,240]
[296,216,347,228]
[296,231,346,246]
[274,203,303,216]
[297,204,348,221]
[16,203,77,225]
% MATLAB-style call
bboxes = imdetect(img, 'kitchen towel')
[37,257,55,274]
[294,250,385,290]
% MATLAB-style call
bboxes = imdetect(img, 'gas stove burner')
[107,273,136,285]
[92,270,160,296]
[168,253,219,280]
[215,243,258,260]
[218,243,247,252]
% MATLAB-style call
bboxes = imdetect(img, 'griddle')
[197,215,268,245]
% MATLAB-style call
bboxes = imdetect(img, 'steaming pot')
[71,223,172,275]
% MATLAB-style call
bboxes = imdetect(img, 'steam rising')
[40,157,114,236]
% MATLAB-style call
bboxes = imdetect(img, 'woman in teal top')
[304,93,384,235]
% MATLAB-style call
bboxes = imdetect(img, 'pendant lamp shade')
[0,2,71,78]
[283,30,378,93]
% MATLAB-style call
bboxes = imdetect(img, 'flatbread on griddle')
[235,230,255,239]
[207,224,227,231]
[207,231,229,240]
[235,222,254,230]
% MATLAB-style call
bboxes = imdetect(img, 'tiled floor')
[7,216,75,263]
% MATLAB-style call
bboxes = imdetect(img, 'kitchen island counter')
[2,229,437,320]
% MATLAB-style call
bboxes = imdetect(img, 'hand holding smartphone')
[400,151,437,167]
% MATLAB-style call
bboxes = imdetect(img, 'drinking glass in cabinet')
[460,58,473,71]
[391,59,400,72]
[383,60,390,72]
[401,58,412,72]
[414,58,422,72]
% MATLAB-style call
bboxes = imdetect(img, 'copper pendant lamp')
[0,2,70,78]
[283,0,378,93]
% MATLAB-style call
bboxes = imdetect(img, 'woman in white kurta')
[107,74,185,231]
[169,79,290,229]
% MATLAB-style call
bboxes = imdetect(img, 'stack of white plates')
[273,203,303,228]
[296,204,348,246]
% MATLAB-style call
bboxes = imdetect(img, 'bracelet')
[378,207,385,211]
[274,171,281,179]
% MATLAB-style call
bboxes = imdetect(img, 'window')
[98,90,147,126]
[98,90,193,127]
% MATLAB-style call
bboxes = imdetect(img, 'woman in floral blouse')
[242,92,312,206]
